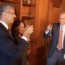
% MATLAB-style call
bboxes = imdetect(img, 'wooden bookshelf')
[23,3,35,6]
[22,0,36,55]
[22,16,35,19]
[1,0,20,3]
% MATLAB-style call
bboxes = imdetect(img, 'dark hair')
[11,20,26,35]
[0,2,15,16]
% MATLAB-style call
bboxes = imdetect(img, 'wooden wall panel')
[27,46,45,65]
[62,0,65,12]
[35,0,48,49]
[48,0,62,24]
[51,7,60,24]
[51,0,62,4]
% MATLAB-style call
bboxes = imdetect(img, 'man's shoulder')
[53,23,60,26]
[53,23,60,25]
[0,25,8,36]
[0,27,6,36]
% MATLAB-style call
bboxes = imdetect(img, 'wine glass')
[27,35,30,42]
[49,24,52,35]
[26,25,30,42]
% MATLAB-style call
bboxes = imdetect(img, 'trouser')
[47,49,65,65]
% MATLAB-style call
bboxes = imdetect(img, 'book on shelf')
[24,20,30,26]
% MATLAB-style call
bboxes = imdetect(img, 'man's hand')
[47,24,52,32]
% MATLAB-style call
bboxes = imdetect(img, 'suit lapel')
[56,23,60,40]
[63,36,65,54]
[0,23,13,40]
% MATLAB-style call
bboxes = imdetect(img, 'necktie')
[57,26,63,51]
[8,29,12,35]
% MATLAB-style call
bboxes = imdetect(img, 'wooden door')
[48,0,62,24]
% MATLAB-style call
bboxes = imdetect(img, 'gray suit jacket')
[44,23,65,58]
[0,23,28,65]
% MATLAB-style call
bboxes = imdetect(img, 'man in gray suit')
[0,3,33,65]
[44,12,65,65]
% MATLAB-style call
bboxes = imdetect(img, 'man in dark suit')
[0,3,33,65]
[44,12,65,65]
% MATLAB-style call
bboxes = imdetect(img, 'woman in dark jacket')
[11,20,29,65]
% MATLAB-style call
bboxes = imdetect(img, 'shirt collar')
[63,25,65,28]
[0,20,8,30]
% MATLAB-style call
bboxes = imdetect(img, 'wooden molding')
[52,2,61,7]
[23,3,35,6]
[51,0,62,4]
[1,0,20,3]
[22,16,35,19]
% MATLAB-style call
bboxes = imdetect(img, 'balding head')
[59,12,65,25]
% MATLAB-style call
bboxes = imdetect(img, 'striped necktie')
[57,26,63,51]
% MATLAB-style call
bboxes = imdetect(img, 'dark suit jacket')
[13,35,29,65]
[0,23,28,65]
[44,23,65,58]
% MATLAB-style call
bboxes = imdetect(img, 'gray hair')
[0,3,15,16]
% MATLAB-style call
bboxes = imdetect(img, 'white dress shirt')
[0,20,27,41]
[0,20,8,29]
[60,25,65,49]
[45,25,65,49]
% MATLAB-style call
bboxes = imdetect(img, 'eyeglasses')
[59,18,65,20]
[6,12,15,15]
